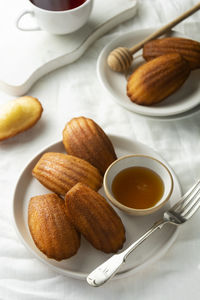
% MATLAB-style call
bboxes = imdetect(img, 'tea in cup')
[16,0,93,35]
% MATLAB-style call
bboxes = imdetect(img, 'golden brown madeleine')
[143,37,200,70]
[62,116,117,175]
[127,53,190,106]
[0,96,43,141]
[32,152,102,195]
[28,193,80,261]
[65,183,125,253]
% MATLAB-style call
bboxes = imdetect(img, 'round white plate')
[97,29,200,118]
[134,103,200,122]
[13,136,181,280]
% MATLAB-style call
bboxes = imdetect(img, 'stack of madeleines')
[28,116,126,261]
[127,37,200,106]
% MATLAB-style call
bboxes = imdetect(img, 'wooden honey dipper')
[107,2,200,72]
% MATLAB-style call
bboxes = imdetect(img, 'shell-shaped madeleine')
[65,183,125,253]
[127,53,190,106]
[62,117,117,175]
[28,193,80,261]
[143,37,200,70]
[32,152,102,195]
[0,96,43,141]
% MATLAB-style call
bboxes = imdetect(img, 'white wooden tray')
[0,0,138,96]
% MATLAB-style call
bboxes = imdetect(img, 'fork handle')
[87,219,168,287]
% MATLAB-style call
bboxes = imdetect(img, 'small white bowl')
[104,155,173,216]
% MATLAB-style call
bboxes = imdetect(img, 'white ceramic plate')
[134,103,200,122]
[97,29,200,118]
[13,136,181,280]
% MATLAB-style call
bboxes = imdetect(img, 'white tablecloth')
[1,0,200,299]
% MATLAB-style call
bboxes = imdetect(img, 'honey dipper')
[107,2,200,72]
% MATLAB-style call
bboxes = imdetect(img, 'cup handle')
[16,10,41,31]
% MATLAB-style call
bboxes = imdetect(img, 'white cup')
[16,0,93,35]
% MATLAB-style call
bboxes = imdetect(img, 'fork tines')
[170,180,200,219]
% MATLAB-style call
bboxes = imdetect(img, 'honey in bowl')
[112,167,164,209]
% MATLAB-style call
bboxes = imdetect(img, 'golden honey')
[112,167,164,209]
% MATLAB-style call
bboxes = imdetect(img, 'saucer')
[97,29,200,118]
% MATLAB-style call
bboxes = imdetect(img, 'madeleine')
[0,96,43,141]
[32,152,102,195]
[28,193,80,261]
[127,53,190,105]
[143,37,200,70]
[65,183,125,253]
[62,116,117,175]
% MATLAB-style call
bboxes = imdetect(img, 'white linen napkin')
[0,0,200,299]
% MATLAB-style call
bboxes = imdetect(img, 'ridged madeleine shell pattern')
[62,117,117,175]
[127,53,190,106]
[65,183,125,253]
[28,193,80,261]
[143,37,200,70]
[32,152,102,195]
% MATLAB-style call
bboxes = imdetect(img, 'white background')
[0,0,200,299]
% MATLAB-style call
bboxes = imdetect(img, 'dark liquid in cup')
[30,0,86,11]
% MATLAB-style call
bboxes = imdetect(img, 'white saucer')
[13,136,181,280]
[135,103,200,122]
[97,29,200,118]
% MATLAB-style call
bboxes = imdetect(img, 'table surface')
[0,0,200,299]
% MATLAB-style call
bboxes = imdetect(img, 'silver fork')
[87,180,200,287]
